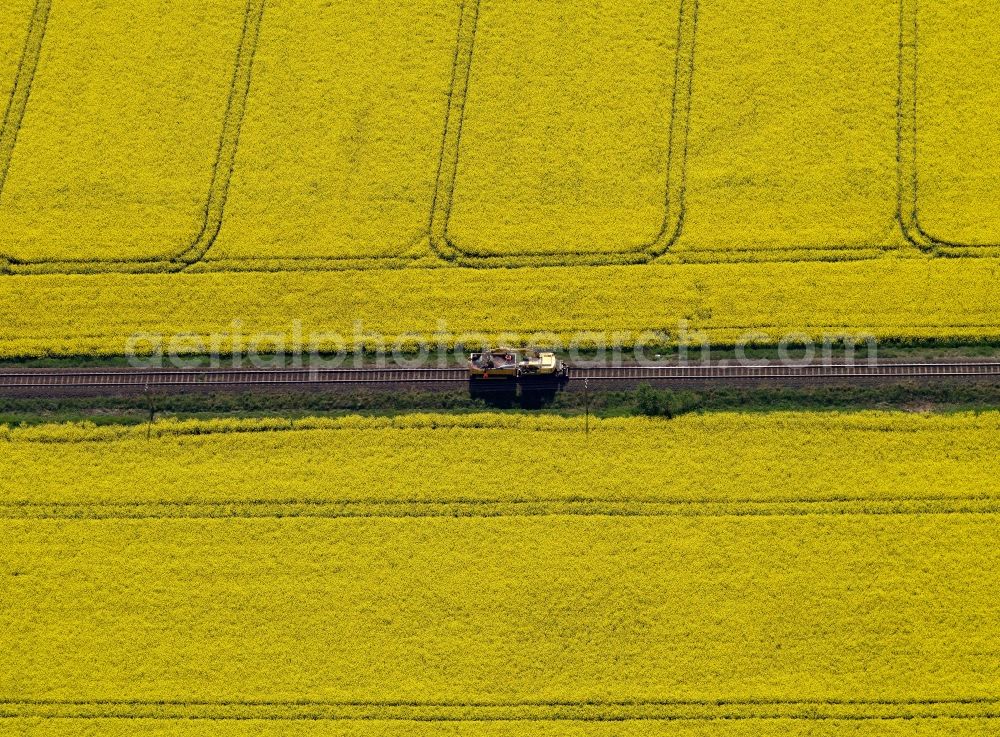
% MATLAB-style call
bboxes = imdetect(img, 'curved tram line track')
[1,362,999,395]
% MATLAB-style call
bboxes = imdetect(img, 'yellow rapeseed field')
[2,412,1000,734]
[0,0,36,124]
[0,0,997,354]
[206,0,461,265]
[442,0,688,259]
[6,411,1000,510]
[0,723,994,736]
[676,0,900,258]
[3,2,998,731]
[1,257,999,358]
[0,0,250,264]
[0,0,40,189]
[911,0,1000,250]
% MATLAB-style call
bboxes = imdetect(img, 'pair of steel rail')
[1,362,998,389]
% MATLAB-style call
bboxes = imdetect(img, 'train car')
[468,348,567,380]
[468,348,521,380]
[517,351,568,378]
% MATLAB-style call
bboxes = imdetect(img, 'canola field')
[4,4,998,732]
[0,0,998,355]
[3,726,997,737]
[4,723,998,737]
[2,412,1000,735]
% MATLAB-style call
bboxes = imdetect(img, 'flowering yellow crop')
[441,0,688,260]
[0,0,248,264]
[0,721,991,736]
[0,0,996,268]
[205,0,461,266]
[2,412,1000,731]
[674,0,904,260]
[0,0,998,355]
[0,0,40,191]
[0,0,35,112]
[442,0,902,263]
[1,257,999,358]
[907,0,1000,252]
[3,410,1000,509]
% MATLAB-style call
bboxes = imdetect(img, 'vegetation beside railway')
[0,340,998,369]
[3,381,1000,427]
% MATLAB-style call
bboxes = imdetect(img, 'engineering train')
[467,348,568,381]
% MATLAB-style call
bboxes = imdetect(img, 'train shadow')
[517,381,561,409]
[468,380,518,409]
[468,378,565,409]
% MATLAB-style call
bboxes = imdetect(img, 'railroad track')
[571,362,1000,381]
[1,362,999,390]
[0,368,467,389]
